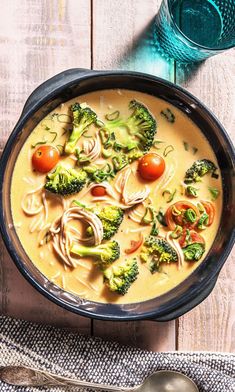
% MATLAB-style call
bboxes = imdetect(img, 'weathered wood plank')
[0,0,91,149]
[92,0,176,351]
[176,51,235,352]
[92,0,174,81]
[0,0,91,333]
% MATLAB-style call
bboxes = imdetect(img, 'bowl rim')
[0,69,234,321]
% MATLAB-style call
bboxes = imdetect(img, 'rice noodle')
[154,159,177,195]
[115,168,150,208]
[23,176,35,185]
[75,276,98,292]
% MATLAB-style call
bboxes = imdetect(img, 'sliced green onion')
[156,209,167,226]
[162,189,176,203]
[150,221,159,236]
[102,148,112,158]
[170,225,183,239]
[105,110,120,121]
[44,126,50,131]
[163,145,174,157]
[96,119,105,127]
[141,207,154,225]
[82,130,93,138]
[184,208,197,223]
[197,212,209,230]
[57,114,72,124]
[208,187,220,200]
[160,108,175,123]
[72,200,86,208]
[197,202,205,213]
[48,131,57,143]
[185,229,191,245]
[31,140,47,148]
[183,243,205,261]
[153,140,164,149]
[186,185,199,198]
[113,141,124,152]
[183,141,189,151]
[172,205,181,216]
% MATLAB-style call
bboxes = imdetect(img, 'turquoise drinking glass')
[155,0,235,62]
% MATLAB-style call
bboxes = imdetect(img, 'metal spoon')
[0,366,199,391]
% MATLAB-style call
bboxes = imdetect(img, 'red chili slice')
[179,229,205,248]
[125,233,143,254]
[200,201,215,226]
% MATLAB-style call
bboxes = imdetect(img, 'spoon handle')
[0,366,138,391]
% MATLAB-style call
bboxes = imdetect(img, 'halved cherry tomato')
[165,201,200,230]
[91,186,107,197]
[179,229,205,248]
[124,234,143,254]
[32,145,59,173]
[200,201,215,226]
[138,153,165,181]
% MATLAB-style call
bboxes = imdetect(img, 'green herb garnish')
[208,187,220,200]
[184,208,197,223]
[186,185,199,198]
[160,108,175,123]
[163,145,174,157]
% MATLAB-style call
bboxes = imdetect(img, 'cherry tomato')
[179,229,205,248]
[32,145,59,173]
[138,153,165,181]
[91,186,107,197]
[165,201,200,230]
[200,201,215,226]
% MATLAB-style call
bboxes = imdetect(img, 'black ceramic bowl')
[0,69,234,321]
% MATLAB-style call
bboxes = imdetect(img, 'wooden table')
[0,0,234,353]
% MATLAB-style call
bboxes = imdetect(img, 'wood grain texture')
[0,0,91,333]
[0,0,91,149]
[176,51,235,352]
[92,0,175,351]
[92,0,174,81]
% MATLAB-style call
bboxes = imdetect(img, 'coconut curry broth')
[11,89,222,304]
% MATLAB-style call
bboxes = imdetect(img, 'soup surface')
[11,89,222,304]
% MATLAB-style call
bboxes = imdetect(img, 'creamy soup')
[11,89,222,304]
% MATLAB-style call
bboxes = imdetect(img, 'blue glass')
[155,0,235,62]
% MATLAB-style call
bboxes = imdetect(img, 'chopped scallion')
[105,110,120,121]
[208,187,220,200]
[163,145,174,157]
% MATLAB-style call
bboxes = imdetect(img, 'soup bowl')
[0,69,234,321]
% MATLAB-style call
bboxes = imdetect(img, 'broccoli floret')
[184,159,218,184]
[45,164,87,195]
[86,205,124,240]
[100,100,157,157]
[64,103,97,154]
[140,236,178,273]
[126,100,157,152]
[103,260,139,295]
[70,240,120,268]
[183,243,205,261]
